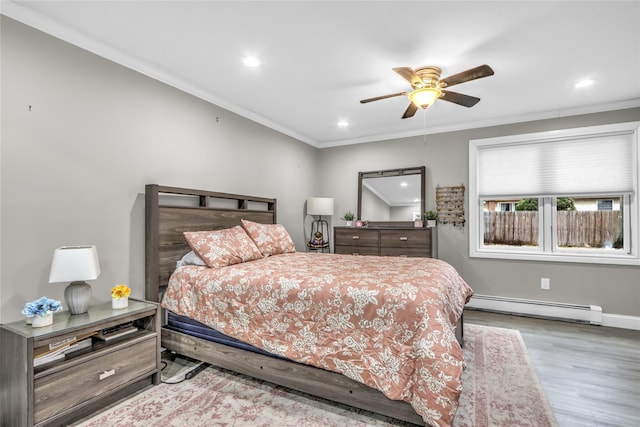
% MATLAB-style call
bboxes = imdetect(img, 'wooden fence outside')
[484,211,621,248]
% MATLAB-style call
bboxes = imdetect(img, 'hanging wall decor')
[436,185,466,226]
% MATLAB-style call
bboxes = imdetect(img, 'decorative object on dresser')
[48,245,101,314]
[111,284,131,309]
[425,209,438,228]
[0,299,161,427]
[306,197,334,252]
[334,226,437,258]
[22,296,63,327]
[341,210,355,226]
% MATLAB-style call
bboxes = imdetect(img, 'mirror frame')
[357,166,425,227]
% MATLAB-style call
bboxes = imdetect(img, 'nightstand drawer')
[34,337,156,423]
[334,229,379,246]
[380,229,430,248]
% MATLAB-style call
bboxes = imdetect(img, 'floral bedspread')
[162,252,473,427]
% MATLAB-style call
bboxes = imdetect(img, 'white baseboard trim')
[466,294,640,330]
[601,313,640,330]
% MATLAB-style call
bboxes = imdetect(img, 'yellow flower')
[111,284,131,299]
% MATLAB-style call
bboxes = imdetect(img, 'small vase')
[112,297,128,309]
[32,313,53,328]
[345,220,353,227]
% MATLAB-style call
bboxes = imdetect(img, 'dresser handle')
[99,369,115,380]
[351,236,360,240]
[399,236,408,241]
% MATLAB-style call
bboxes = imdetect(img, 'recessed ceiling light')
[400,182,408,188]
[574,79,595,88]
[243,56,260,67]
[337,120,349,127]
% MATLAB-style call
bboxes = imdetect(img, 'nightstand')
[0,299,160,426]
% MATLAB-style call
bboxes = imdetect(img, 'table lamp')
[49,245,101,315]
[307,197,334,251]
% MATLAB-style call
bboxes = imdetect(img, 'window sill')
[470,248,640,266]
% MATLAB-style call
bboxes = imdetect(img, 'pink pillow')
[241,219,296,256]
[183,226,263,269]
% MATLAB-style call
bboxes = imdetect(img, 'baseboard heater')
[466,294,603,325]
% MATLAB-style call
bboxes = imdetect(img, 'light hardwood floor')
[464,309,640,427]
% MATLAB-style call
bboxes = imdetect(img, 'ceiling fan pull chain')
[423,109,427,143]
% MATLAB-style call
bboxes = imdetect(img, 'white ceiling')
[3,1,640,148]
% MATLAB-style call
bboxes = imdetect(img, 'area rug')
[76,324,557,427]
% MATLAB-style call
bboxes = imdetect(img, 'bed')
[145,185,473,427]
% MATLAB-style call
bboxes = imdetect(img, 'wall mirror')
[357,166,425,227]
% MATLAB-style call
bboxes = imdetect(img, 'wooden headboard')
[145,184,277,303]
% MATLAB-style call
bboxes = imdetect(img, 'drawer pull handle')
[99,369,115,380]
[351,236,360,240]
[399,236,408,241]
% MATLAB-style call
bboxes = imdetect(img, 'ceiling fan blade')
[393,67,423,88]
[401,102,419,119]
[440,90,481,107]
[360,92,407,104]
[439,64,494,88]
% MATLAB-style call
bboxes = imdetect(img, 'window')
[469,122,640,265]
[498,202,516,212]
[597,199,613,211]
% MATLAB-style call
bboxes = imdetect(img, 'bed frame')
[145,184,461,426]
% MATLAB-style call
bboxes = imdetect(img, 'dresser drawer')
[334,228,379,246]
[335,245,380,256]
[34,337,156,423]
[380,229,430,248]
[380,246,430,257]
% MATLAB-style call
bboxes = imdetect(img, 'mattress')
[166,310,287,359]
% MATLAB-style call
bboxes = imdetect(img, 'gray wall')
[2,16,639,324]
[0,17,318,323]
[320,108,640,317]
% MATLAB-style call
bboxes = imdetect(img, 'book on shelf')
[95,325,139,341]
[34,352,65,367]
[33,338,92,367]
[34,331,97,359]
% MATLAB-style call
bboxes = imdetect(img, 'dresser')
[334,227,437,258]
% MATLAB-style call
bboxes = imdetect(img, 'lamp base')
[65,281,92,314]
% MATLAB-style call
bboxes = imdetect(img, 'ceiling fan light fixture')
[409,87,442,109]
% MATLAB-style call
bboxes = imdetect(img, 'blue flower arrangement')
[22,296,63,318]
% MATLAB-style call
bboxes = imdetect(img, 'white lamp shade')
[49,245,101,283]
[307,197,334,216]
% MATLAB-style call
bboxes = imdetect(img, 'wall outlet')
[541,278,550,290]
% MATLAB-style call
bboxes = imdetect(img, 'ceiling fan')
[360,64,494,119]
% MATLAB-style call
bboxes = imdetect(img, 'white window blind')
[477,130,636,198]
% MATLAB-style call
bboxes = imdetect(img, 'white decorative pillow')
[241,219,296,257]
[183,226,263,269]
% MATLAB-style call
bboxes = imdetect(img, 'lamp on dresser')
[306,197,334,252]
[49,245,101,314]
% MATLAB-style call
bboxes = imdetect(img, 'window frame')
[469,122,640,266]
